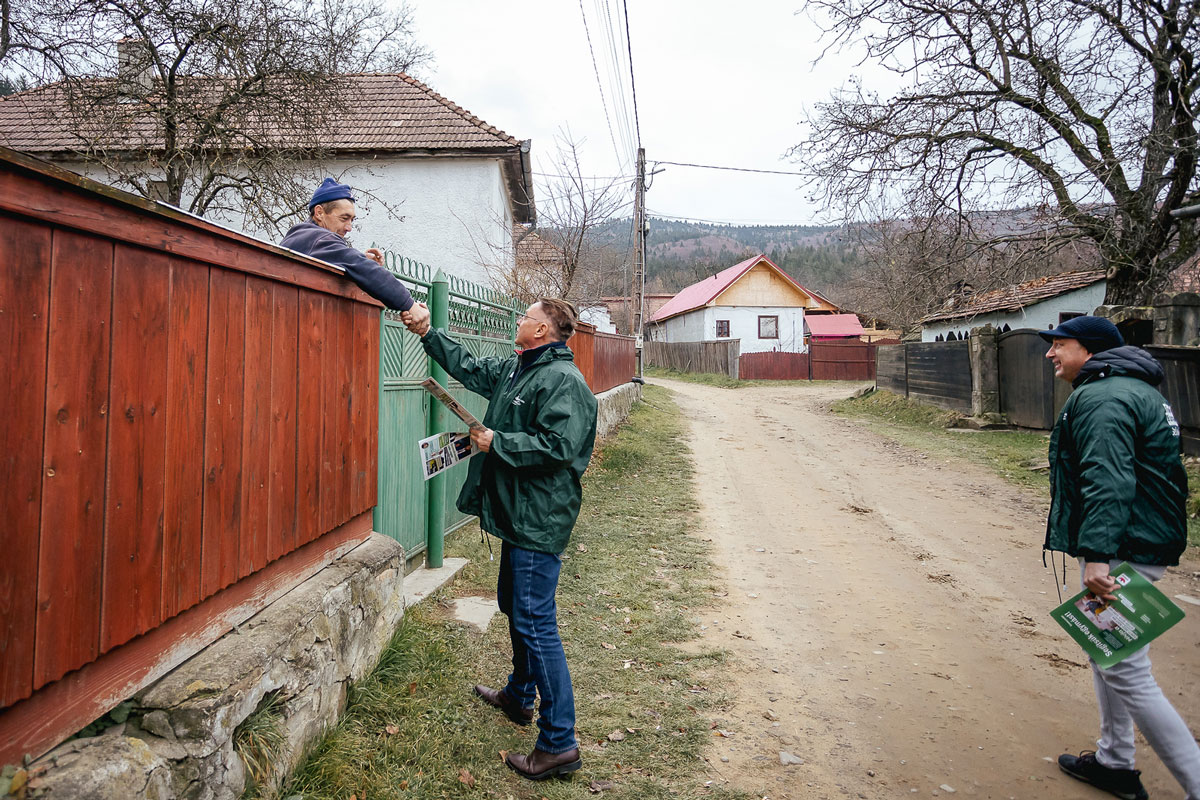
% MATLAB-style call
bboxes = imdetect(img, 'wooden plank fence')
[0,148,381,765]
[900,341,973,412]
[568,322,637,393]
[739,351,809,380]
[645,339,740,379]
[881,332,1198,453]
[810,341,876,380]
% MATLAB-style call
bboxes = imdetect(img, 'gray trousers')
[1085,560,1200,799]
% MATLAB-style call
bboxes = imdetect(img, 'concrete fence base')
[28,535,407,800]
[596,381,643,438]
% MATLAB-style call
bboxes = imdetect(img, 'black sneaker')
[1058,751,1149,800]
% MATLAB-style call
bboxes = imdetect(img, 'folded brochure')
[421,377,484,430]
[1049,562,1185,669]
[419,431,476,481]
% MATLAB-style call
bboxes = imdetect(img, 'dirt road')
[654,377,1200,800]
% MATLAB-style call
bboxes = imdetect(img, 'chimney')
[116,38,153,94]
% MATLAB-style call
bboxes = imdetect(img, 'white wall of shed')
[920,283,1107,342]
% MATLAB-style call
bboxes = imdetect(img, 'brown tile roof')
[0,73,521,155]
[920,269,1107,324]
[514,225,565,270]
[1169,252,1200,293]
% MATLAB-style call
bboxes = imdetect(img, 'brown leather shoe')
[505,746,582,780]
[472,684,533,726]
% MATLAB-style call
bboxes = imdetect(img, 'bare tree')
[841,203,1099,330]
[791,0,1200,304]
[0,0,429,234]
[497,132,629,304]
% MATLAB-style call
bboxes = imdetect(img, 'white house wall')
[62,156,514,287]
[921,283,1107,342]
[649,306,808,353]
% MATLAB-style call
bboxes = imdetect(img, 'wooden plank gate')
[810,341,876,380]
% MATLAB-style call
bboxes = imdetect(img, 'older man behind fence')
[280,177,430,331]
[404,298,597,781]
[1040,315,1200,800]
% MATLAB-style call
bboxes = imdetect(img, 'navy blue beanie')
[309,177,355,209]
[1037,315,1124,353]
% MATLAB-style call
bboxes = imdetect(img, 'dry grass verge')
[276,385,752,800]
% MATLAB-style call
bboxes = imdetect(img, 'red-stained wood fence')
[0,148,381,765]
[810,340,877,380]
[568,322,637,393]
[738,351,810,380]
[738,341,877,381]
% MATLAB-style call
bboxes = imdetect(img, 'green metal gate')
[374,252,518,566]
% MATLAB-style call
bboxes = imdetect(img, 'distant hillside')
[593,217,864,298]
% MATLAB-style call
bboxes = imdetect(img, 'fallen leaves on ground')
[458,768,476,789]
[588,779,615,793]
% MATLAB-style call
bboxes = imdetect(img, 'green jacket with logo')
[1045,345,1187,566]
[421,328,598,554]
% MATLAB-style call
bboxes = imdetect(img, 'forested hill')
[595,217,865,295]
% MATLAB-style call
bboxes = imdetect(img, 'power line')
[598,0,635,164]
[622,0,641,148]
[578,0,625,173]
[653,160,815,177]
[533,171,635,181]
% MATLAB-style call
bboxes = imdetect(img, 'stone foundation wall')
[595,381,643,438]
[28,534,406,800]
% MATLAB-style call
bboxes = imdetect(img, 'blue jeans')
[497,541,577,753]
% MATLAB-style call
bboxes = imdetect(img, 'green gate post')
[425,269,451,568]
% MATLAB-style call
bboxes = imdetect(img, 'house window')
[716,320,730,338]
[1059,312,1083,324]
[758,315,778,339]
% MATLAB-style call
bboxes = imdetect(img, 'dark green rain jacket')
[1045,345,1187,565]
[421,329,598,554]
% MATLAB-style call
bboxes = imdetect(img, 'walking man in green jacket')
[405,298,597,781]
[1040,316,1199,800]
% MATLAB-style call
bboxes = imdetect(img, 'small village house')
[647,254,839,353]
[919,270,1107,342]
[0,72,534,285]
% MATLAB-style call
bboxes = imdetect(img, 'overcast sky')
[408,1,884,228]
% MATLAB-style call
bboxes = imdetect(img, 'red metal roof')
[649,254,825,323]
[805,313,864,338]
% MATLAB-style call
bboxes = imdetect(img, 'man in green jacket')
[406,298,597,781]
[1040,316,1198,800]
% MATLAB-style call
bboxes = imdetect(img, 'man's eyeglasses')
[517,312,548,325]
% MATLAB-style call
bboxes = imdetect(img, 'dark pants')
[496,541,577,753]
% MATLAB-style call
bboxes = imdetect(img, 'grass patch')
[278,384,753,800]
[235,691,287,796]
[835,389,1200,548]
[833,388,1052,497]
[1187,461,1200,548]
[644,365,840,390]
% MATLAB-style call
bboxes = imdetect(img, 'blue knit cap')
[1037,315,1124,353]
[309,177,355,209]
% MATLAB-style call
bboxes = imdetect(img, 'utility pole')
[632,147,646,376]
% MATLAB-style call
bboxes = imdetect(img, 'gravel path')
[654,377,1200,800]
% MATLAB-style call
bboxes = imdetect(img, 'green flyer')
[1049,562,1186,670]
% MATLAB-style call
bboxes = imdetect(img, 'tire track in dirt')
[656,377,1200,800]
